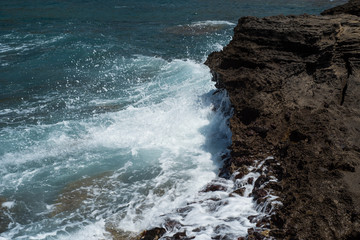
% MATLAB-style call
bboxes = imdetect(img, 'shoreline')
[205,0,360,239]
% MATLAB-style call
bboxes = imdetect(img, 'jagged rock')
[232,187,246,196]
[205,0,360,239]
[201,181,227,192]
[139,228,166,240]
[247,228,266,240]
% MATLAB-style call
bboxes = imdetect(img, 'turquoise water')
[0,1,346,239]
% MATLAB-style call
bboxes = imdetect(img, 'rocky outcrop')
[321,0,360,16]
[205,1,360,239]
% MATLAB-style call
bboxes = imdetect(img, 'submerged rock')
[104,223,166,240]
[166,25,225,36]
[105,223,139,240]
[50,171,113,217]
[206,0,360,239]
[138,227,166,240]
[0,197,11,233]
[165,22,232,36]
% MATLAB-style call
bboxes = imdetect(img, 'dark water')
[0,0,346,239]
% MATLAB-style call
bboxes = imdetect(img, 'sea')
[0,0,347,239]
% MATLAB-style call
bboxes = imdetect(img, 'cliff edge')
[205,1,360,239]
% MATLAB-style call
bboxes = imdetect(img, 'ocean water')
[0,0,347,239]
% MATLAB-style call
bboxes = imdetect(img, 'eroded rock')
[205,1,360,239]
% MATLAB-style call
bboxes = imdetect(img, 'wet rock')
[247,228,265,240]
[171,231,188,239]
[0,197,11,234]
[192,227,205,233]
[253,176,270,190]
[233,166,250,179]
[202,183,227,192]
[50,171,113,217]
[164,219,182,231]
[248,215,258,223]
[232,187,246,196]
[232,157,253,167]
[105,223,166,240]
[256,218,270,229]
[260,230,270,238]
[206,0,360,238]
[105,223,138,240]
[139,228,166,240]
[251,189,267,201]
[162,231,195,240]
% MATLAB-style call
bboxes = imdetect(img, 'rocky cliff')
[205,1,360,239]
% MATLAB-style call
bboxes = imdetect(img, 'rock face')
[205,1,360,239]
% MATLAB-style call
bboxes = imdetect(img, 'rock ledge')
[205,1,360,239]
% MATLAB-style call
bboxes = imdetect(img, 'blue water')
[0,0,347,239]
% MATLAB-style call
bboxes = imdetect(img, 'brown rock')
[139,228,166,240]
[251,188,268,201]
[205,1,360,239]
[233,165,250,179]
[232,187,246,196]
[202,183,227,192]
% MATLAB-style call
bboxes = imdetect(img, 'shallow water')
[0,0,347,239]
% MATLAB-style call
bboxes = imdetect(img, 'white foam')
[190,20,236,27]
[173,181,257,239]
[0,34,67,54]
[0,56,255,239]
[85,59,214,153]
[1,201,15,209]
[56,220,109,240]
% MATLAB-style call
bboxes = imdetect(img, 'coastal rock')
[205,1,360,239]
[321,0,360,16]
[138,228,166,240]
[0,197,11,233]
[105,223,139,240]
